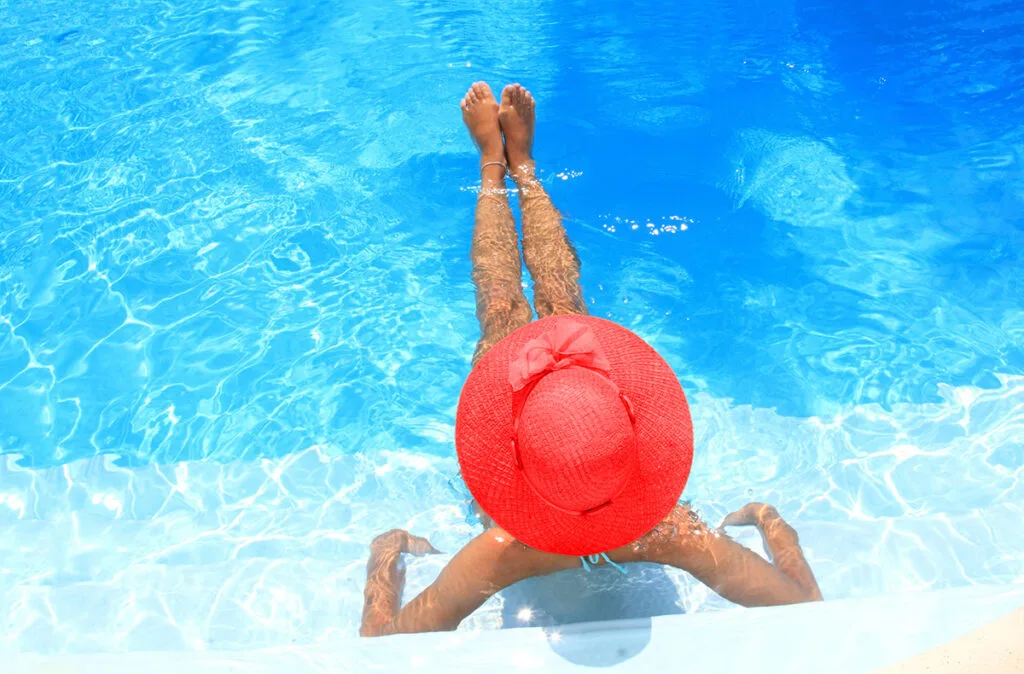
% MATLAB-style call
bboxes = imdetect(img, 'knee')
[482,297,531,327]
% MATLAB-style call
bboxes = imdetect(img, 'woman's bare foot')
[461,82,505,173]
[498,83,535,176]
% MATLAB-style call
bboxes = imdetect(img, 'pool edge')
[8,582,1024,673]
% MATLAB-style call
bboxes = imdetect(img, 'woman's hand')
[719,502,780,530]
[718,502,823,602]
[719,502,785,563]
[361,529,442,637]
[370,529,442,556]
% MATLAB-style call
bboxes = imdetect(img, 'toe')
[472,81,492,102]
[500,84,515,106]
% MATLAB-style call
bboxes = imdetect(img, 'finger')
[720,510,755,528]
[371,528,406,552]
[404,534,443,556]
[721,502,777,529]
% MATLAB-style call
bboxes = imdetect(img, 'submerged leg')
[499,84,587,318]
[462,82,533,366]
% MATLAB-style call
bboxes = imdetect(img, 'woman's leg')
[499,84,588,318]
[462,83,533,366]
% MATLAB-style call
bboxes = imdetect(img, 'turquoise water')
[2,0,1023,655]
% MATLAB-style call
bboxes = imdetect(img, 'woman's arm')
[360,527,578,637]
[640,503,822,607]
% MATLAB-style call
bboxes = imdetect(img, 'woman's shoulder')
[608,503,713,565]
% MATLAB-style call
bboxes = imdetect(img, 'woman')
[360,82,822,637]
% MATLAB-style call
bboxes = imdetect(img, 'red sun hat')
[456,315,694,556]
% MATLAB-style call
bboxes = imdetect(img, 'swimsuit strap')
[579,552,627,575]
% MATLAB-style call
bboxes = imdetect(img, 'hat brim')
[456,315,693,556]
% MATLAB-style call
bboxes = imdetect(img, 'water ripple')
[2,376,1022,653]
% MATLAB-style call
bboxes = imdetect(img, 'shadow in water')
[542,618,653,668]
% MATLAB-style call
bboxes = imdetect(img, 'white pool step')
[7,582,1023,674]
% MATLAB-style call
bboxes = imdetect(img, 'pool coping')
[8,582,1024,673]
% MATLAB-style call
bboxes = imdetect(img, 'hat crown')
[516,368,636,513]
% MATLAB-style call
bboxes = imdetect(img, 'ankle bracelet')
[480,161,508,175]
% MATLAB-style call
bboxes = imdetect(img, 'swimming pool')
[1,0,1022,656]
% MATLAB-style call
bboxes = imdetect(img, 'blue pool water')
[1,0,1023,655]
